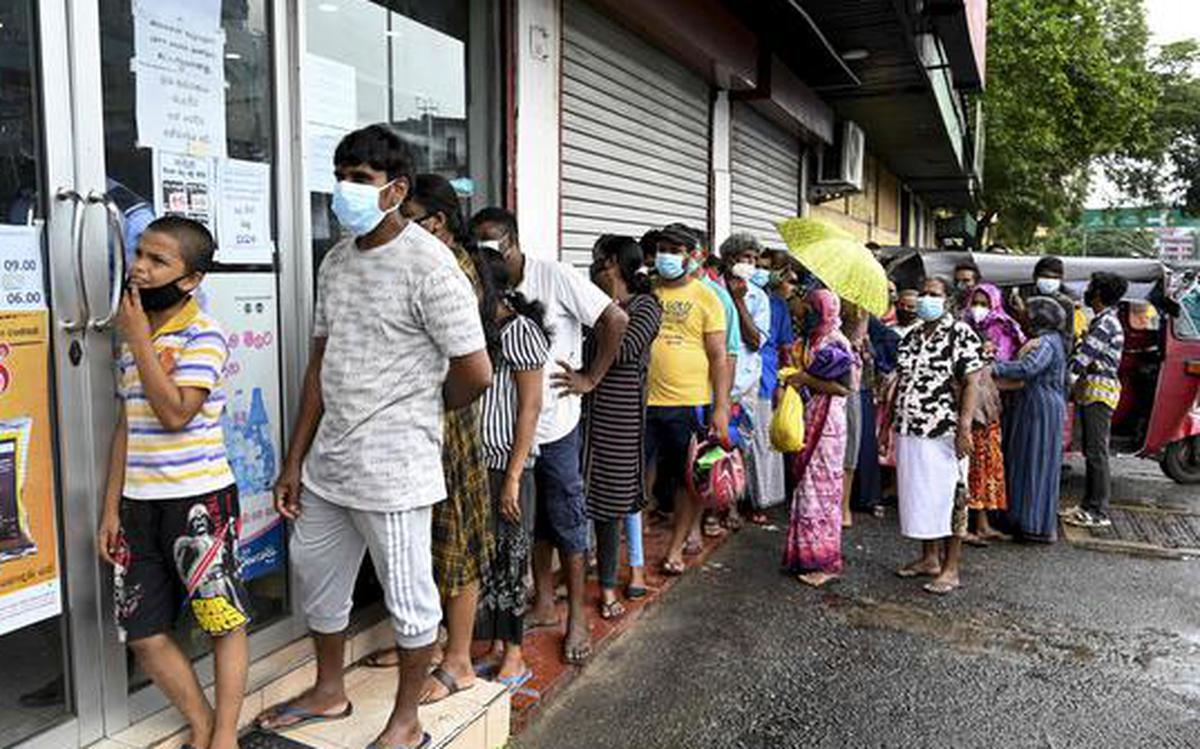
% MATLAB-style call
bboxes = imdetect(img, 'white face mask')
[731,262,757,281]
[476,238,505,255]
[1036,277,1061,295]
[970,305,989,323]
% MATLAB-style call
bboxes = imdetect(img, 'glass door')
[81,0,294,729]
[1,0,107,747]
[2,1,295,744]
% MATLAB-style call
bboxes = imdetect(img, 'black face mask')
[481,250,511,289]
[134,274,192,312]
[895,309,917,325]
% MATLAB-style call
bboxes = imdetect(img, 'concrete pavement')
[516,456,1200,748]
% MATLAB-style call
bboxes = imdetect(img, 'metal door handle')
[56,188,89,333]
[86,191,126,332]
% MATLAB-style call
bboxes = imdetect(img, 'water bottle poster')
[200,273,284,581]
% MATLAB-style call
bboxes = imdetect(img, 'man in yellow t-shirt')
[646,224,730,576]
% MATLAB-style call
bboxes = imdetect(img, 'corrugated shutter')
[561,0,710,269]
[730,103,800,250]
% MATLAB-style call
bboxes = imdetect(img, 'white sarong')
[896,434,967,539]
[751,395,787,509]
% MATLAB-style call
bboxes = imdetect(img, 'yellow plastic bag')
[770,367,805,452]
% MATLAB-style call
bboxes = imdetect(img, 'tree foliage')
[1030,226,1159,257]
[1102,40,1200,214]
[978,0,1159,247]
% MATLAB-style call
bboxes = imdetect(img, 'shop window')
[304,0,499,280]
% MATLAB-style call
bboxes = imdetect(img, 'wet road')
[517,457,1200,748]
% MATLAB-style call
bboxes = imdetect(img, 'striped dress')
[581,293,663,520]
[480,314,551,470]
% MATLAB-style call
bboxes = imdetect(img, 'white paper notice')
[306,122,347,195]
[217,159,272,264]
[154,151,217,231]
[304,54,358,129]
[133,2,227,157]
[0,225,46,312]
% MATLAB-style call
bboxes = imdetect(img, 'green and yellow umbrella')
[776,217,889,316]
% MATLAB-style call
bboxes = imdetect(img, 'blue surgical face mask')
[750,268,771,288]
[656,253,686,280]
[916,295,945,321]
[332,179,398,236]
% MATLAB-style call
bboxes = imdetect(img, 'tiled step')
[88,622,509,749]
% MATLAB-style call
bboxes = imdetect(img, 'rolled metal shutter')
[561,0,710,269]
[730,103,800,250]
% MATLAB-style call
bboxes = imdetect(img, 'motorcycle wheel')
[1160,437,1200,484]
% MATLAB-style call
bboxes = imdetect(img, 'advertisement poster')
[0,224,46,312]
[216,159,273,264]
[133,0,227,157]
[0,311,61,635]
[154,150,216,231]
[199,274,284,580]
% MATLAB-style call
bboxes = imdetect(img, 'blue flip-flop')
[496,669,533,693]
[257,701,354,732]
[365,732,431,749]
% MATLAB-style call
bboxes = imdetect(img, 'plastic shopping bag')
[770,367,805,452]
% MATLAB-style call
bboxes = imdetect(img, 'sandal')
[365,732,431,749]
[625,585,648,599]
[722,514,744,532]
[923,579,961,596]
[702,517,725,538]
[895,563,941,579]
[563,637,592,665]
[683,538,703,556]
[660,559,685,576]
[419,666,474,705]
[361,648,400,669]
[598,599,625,620]
[963,533,990,548]
[747,512,769,525]
[257,701,354,732]
[496,669,533,693]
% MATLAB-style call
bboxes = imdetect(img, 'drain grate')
[240,730,316,749]
[1063,504,1200,558]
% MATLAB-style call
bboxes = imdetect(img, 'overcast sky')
[1144,0,1200,46]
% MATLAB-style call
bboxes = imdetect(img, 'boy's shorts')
[115,485,250,641]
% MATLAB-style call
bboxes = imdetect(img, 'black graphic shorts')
[114,485,251,641]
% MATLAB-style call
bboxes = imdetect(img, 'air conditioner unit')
[813,121,865,200]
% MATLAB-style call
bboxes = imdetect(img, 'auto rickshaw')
[880,248,1200,483]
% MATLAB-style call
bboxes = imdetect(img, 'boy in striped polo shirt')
[1065,271,1128,529]
[97,216,247,749]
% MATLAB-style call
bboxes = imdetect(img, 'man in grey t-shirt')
[259,125,491,749]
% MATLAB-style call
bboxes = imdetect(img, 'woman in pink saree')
[782,288,854,587]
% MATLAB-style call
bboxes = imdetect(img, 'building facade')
[0,1,983,746]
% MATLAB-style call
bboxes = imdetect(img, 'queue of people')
[94,122,1130,749]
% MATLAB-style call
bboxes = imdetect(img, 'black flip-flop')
[598,600,625,620]
[257,701,354,732]
[365,731,431,749]
[420,666,474,705]
[625,585,648,599]
[563,639,592,666]
[360,648,400,669]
